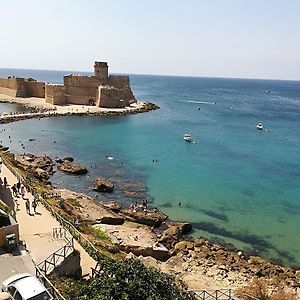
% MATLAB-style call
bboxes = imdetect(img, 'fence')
[35,266,66,300]
[37,237,74,276]
[194,289,234,300]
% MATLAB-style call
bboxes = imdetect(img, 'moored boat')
[184,133,192,142]
[256,122,263,130]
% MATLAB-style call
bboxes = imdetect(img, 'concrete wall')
[25,81,45,98]
[45,84,66,105]
[0,216,19,248]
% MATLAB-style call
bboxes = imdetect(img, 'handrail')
[37,237,74,276]
[35,266,66,300]
[194,289,234,300]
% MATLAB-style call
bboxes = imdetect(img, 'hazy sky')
[1,0,300,80]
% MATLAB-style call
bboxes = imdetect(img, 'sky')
[1,0,300,80]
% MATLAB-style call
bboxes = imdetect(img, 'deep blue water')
[1,68,300,266]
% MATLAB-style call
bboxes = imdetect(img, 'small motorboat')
[184,133,192,142]
[256,122,263,130]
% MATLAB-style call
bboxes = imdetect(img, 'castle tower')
[94,61,108,82]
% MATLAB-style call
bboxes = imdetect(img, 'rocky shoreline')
[0,98,160,125]
[2,151,300,295]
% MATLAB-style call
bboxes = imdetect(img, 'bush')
[63,258,195,300]
[237,278,297,300]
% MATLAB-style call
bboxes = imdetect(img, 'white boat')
[184,133,192,142]
[256,122,263,130]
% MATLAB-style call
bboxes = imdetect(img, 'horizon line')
[0,66,300,83]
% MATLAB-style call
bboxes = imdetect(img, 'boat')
[256,122,263,130]
[184,133,192,142]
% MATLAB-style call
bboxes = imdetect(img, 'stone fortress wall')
[0,77,45,98]
[0,61,136,108]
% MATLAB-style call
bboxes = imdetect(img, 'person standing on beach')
[25,199,30,214]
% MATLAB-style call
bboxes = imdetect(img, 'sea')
[0,68,300,267]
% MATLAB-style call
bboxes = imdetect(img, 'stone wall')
[94,61,108,83]
[45,84,66,105]
[0,78,26,97]
[97,86,128,108]
[64,75,101,105]
[25,81,45,98]
[108,75,130,89]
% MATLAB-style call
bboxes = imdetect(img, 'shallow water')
[1,68,300,266]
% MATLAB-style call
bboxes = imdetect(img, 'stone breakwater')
[0,102,160,125]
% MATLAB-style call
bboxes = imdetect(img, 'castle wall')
[108,75,130,89]
[64,75,101,105]
[97,86,129,108]
[45,84,66,105]
[94,61,108,83]
[0,78,26,97]
[25,81,45,98]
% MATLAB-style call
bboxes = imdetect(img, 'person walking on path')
[11,184,18,196]
[25,199,30,215]
[3,176,8,188]
[16,181,21,193]
[32,199,37,214]
[20,185,26,199]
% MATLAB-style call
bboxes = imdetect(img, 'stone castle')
[0,62,136,108]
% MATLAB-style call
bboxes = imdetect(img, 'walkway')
[0,163,96,276]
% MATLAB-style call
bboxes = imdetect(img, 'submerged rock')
[93,177,114,193]
[58,160,88,175]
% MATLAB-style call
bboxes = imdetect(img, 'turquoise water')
[0,69,300,266]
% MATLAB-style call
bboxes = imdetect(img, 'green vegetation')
[56,258,195,300]
[83,225,111,242]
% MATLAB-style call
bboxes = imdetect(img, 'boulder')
[121,208,168,227]
[102,200,122,212]
[159,222,192,244]
[96,216,124,225]
[63,156,74,162]
[58,160,87,175]
[93,177,114,193]
[173,241,195,254]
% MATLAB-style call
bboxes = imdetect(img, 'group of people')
[0,106,58,118]
[130,199,148,212]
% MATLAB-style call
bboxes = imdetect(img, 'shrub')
[237,278,297,300]
[63,258,195,300]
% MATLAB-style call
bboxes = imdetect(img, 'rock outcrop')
[93,177,114,193]
[14,153,54,181]
[58,160,87,175]
[121,208,168,227]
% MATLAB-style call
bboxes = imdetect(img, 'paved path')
[0,163,96,277]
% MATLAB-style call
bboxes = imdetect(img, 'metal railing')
[35,266,66,300]
[194,289,234,300]
[37,237,74,276]
[53,227,67,240]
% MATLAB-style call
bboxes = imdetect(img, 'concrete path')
[0,247,35,283]
[0,163,96,276]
